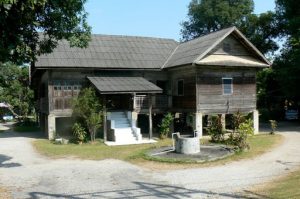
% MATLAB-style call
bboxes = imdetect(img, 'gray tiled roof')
[163,27,235,68]
[35,35,178,69]
[87,76,162,94]
[35,27,270,69]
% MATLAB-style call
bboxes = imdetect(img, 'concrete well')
[175,132,200,154]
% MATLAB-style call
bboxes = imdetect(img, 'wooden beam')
[148,94,153,139]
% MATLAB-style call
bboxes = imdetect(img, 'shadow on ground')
[260,121,300,133]
[0,122,44,139]
[0,154,21,168]
[27,181,274,199]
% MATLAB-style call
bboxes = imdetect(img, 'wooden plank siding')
[210,35,252,56]
[196,67,257,114]
[170,66,197,110]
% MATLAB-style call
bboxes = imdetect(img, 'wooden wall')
[196,67,257,114]
[44,69,169,116]
[210,35,252,56]
[169,66,197,110]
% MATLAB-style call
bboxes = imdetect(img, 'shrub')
[207,115,225,142]
[234,119,254,151]
[229,111,245,143]
[269,120,278,135]
[159,112,174,139]
[72,87,103,142]
[72,122,87,144]
[229,112,254,151]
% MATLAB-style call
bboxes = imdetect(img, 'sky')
[85,0,276,41]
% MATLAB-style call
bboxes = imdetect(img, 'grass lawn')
[250,167,300,199]
[33,138,173,160]
[33,134,283,169]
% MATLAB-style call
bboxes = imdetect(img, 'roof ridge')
[91,33,179,42]
[179,26,236,46]
[161,45,180,69]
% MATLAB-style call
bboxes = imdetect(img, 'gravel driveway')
[1,123,300,199]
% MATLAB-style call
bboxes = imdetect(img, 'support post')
[103,95,107,142]
[148,94,153,139]
[195,112,203,137]
[132,93,136,111]
[47,114,56,140]
[253,110,259,134]
[221,114,226,131]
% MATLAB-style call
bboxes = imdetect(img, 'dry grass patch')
[248,167,300,199]
[0,187,11,199]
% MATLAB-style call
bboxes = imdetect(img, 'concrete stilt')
[253,110,259,134]
[47,114,56,140]
[195,112,203,137]
[221,114,226,131]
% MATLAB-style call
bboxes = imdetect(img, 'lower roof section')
[87,76,163,94]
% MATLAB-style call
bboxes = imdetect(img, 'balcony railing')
[134,95,149,109]
[134,95,170,110]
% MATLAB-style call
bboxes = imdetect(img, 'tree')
[270,0,300,110]
[0,0,91,64]
[181,0,279,55]
[0,62,34,119]
[181,0,254,40]
[72,87,103,142]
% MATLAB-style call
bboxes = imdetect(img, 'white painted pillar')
[221,114,226,131]
[195,112,203,137]
[131,111,138,127]
[47,114,56,140]
[253,110,259,135]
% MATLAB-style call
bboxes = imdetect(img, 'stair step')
[115,124,131,128]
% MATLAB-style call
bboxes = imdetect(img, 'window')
[177,79,184,96]
[53,80,82,98]
[222,78,233,95]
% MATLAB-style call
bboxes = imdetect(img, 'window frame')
[177,79,184,96]
[222,77,233,95]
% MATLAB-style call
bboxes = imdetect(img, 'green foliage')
[207,115,225,143]
[0,0,91,64]
[72,87,103,142]
[181,0,279,55]
[86,112,102,142]
[269,120,278,135]
[13,120,40,132]
[0,62,34,119]
[72,122,86,144]
[158,112,174,139]
[260,0,300,113]
[181,0,254,40]
[229,112,254,151]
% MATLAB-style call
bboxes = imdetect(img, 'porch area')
[88,76,165,145]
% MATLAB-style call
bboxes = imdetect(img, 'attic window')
[223,43,231,53]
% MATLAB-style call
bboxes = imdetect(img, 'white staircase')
[107,112,142,144]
